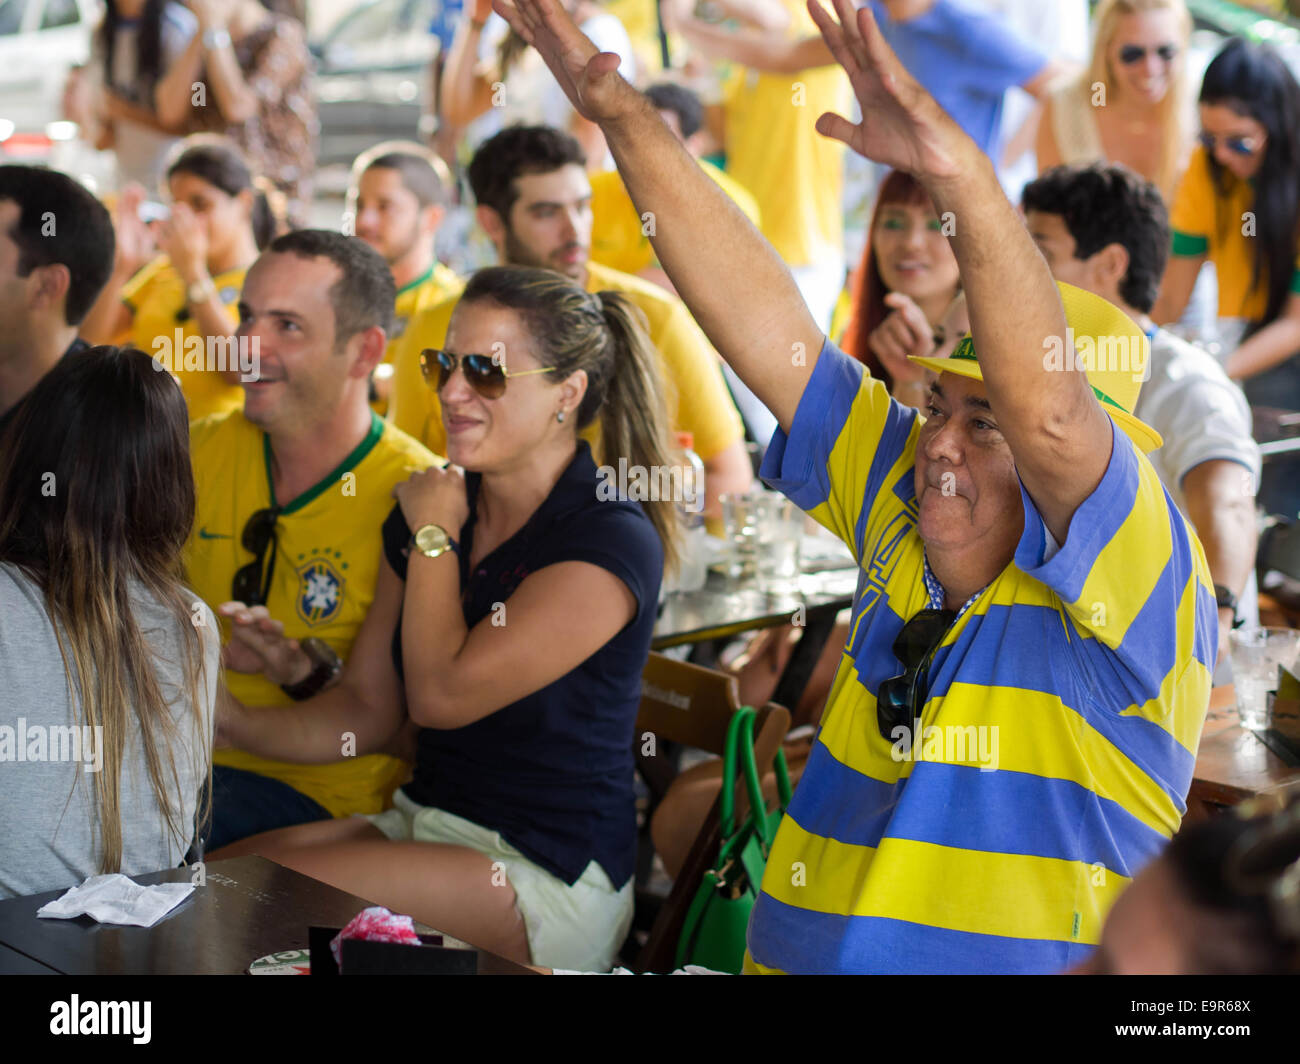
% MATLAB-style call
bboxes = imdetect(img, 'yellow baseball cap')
[908,281,1163,453]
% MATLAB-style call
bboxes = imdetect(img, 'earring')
[556,410,566,423]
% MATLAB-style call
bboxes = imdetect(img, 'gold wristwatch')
[412,523,456,559]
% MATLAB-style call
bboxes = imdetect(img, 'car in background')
[312,0,441,168]
[0,0,99,149]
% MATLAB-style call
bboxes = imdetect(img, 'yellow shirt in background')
[122,256,247,422]
[186,410,438,818]
[388,259,744,462]
[374,262,463,417]
[590,160,761,277]
[723,0,849,266]
[1168,144,1300,322]
[389,262,463,367]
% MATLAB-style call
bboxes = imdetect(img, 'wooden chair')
[630,652,791,973]
[1258,517,1300,629]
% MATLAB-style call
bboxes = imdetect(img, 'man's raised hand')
[492,0,637,122]
[806,0,966,182]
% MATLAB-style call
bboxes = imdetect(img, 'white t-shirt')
[0,564,218,899]
[1135,327,1261,631]
[466,12,636,151]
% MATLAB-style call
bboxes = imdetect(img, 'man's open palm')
[492,0,632,122]
[807,0,965,181]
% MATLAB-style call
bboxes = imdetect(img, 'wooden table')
[1186,685,1300,820]
[0,855,533,975]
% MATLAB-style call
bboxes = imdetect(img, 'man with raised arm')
[496,0,1217,974]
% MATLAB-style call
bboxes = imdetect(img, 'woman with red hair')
[841,169,963,408]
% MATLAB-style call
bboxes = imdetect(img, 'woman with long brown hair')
[0,346,217,899]
[210,265,678,971]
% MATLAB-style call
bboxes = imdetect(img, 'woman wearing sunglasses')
[1036,0,1192,202]
[210,265,679,971]
[1152,36,1300,516]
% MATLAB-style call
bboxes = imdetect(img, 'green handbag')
[674,706,792,973]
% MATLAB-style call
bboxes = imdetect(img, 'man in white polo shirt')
[1025,162,1261,669]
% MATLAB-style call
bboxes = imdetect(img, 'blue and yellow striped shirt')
[745,340,1216,974]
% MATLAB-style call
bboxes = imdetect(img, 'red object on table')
[330,907,422,970]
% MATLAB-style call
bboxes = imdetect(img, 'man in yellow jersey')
[590,81,761,284]
[188,230,438,852]
[346,142,463,414]
[502,0,1216,973]
[389,124,753,517]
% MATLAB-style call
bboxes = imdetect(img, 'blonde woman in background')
[1037,0,1193,201]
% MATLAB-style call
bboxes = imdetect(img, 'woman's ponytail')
[595,291,683,575]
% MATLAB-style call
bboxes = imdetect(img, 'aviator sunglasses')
[1118,43,1178,65]
[420,348,556,399]
[875,608,957,741]
[231,506,282,607]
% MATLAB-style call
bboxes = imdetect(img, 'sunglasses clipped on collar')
[420,348,556,400]
[1118,43,1178,65]
[231,506,281,607]
[875,608,957,741]
[1198,131,1265,157]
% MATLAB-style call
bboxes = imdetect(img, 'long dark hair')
[456,266,681,571]
[166,137,278,249]
[98,0,168,95]
[0,346,211,873]
[1199,37,1300,329]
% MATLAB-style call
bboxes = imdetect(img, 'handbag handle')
[719,707,781,846]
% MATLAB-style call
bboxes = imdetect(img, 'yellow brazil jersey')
[373,262,463,417]
[743,339,1215,974]
[388,259,745,462]
[388,262,463,367]
[590,160,761,277]
[1169,144,1300,322]
[722,0,850,266]
[187,410,438,818]
[121,256,247,422]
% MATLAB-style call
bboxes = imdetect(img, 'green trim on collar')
[263,412,386,515]
[395,265,436,297]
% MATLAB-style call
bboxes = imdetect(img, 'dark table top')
[652,566,859,650]
[0,855,533,975]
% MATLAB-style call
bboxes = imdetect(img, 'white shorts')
[364,788,634,972]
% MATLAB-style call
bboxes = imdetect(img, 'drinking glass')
[1229,627,1300,731]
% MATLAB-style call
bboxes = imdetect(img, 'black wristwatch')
[1213,584,1244,629]
[280,637,343,700]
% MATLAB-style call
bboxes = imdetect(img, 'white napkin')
[37,873,194,927]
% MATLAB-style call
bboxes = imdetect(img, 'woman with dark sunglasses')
[1037,0,1192,202]
[209,265,681,971]
[1153,36,1300,516]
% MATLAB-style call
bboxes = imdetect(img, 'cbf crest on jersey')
[296,553,345,626]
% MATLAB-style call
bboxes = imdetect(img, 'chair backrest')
[633,652,791,973]
[1259,518,1300,583]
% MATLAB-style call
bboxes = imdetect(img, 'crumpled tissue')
[36,873,194,927]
